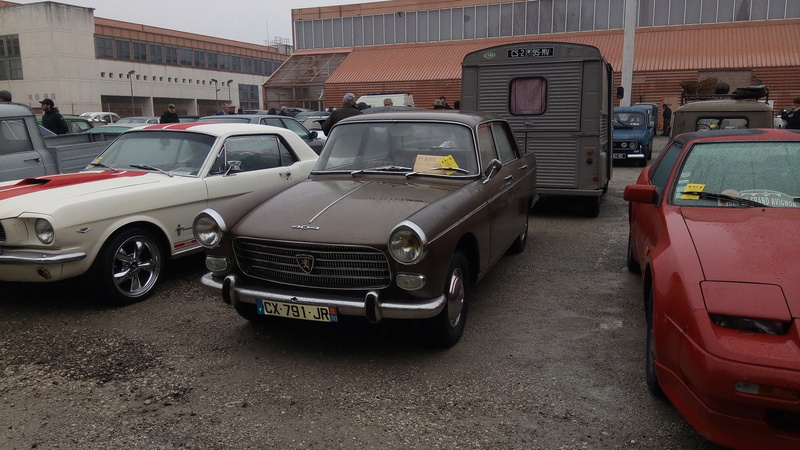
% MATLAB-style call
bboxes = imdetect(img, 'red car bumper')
[657,316,800,449]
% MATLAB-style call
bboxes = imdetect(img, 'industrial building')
[274,0,800,114]
[0,0,289,116]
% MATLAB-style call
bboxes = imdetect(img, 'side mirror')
[224,160,242,176]
[616,86,625,100]
[483,158,503,182]
[310,130,318,139]
[623,184,657,204]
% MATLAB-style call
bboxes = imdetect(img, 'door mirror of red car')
[624,184,657,204]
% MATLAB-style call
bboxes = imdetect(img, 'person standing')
[39,98,68,135]
[160,103,180,123]
[0,90,11,102]
[383,98,393,106]
[782,97,800,130]
[216,103,235,115]
[321,93,362,135]
[661,104,672,136]
[278,106,289,116]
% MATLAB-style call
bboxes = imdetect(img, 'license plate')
[257,299,338,323]
[612,153,627,159]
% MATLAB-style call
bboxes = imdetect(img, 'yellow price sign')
[680,183,706,200]
[413,154,460,175]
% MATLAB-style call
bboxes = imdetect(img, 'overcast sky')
[12,0,378,45]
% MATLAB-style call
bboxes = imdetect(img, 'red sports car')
[624,128,800,449]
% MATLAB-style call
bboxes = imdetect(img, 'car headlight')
[620,142,628,148]
[629,141,638,149]
[193,209,226,248]
[35,219,54,244]
[388,221,428,265]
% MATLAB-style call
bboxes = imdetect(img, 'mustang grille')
[233,238,391,289]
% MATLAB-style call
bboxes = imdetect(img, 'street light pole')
[128,70,135,115]
[210,78,219,112]
[226,79,233,103]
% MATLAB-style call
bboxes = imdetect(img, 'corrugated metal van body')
[461,42,612,216]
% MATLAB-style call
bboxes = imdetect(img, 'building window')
[115,40,131,60]
[149,44,163,63]
[243,57,252,74]
[238,84,260,110]
[194,50,205,68]
[0,34,23,80]
[232,55,242,72]
[133,42,147,61]
[96,36,113,58]
[180,48,192,66]
[165,46,178,65]
[207,52,218,69]
[219,54,231,71]
[510,77,547,115]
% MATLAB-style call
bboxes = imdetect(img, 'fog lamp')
[734,381,800,401]
[205,256,230,272]
[396,273,426,290]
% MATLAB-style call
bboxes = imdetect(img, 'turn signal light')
[734,381,800,401]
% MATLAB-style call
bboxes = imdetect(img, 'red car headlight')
[702,282,792,336]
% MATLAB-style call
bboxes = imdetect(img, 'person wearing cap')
[160,103,180,123]
[39,98,68,135]
[0,90,11,102]
[321,92,362,135]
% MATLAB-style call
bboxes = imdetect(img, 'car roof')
[674,100,773,112]
[674,128,800,144]
[128,122,300,137]
[614,106,650,113]
[337,110,503,127]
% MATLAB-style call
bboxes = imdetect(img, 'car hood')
[232,177,461,245]
[0,171,161,217]
[681,207,800,314]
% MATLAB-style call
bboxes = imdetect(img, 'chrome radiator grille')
[233,238,391,289]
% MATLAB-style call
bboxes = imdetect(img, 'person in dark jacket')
[782,97,800,130]
[0,90,11,102]
[661,104,672,136]
[160,104,180,123]
[39,98,68,135]
[321,93,362,135]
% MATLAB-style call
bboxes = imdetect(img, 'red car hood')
[682,207,800,316]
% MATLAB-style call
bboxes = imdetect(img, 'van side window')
[510,77,547,115]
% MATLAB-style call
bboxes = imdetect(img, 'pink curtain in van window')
[510,78,546,115]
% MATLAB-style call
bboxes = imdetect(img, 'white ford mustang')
[0,123,318,304]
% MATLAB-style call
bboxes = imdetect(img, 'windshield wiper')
[351,165,413,176]
[87,161,119,171]
[405,166,470,178]
[130,164,174,177]
[682,190,767,207]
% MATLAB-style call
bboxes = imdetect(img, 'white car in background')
[0,123,318,305]
[79,111,121,125]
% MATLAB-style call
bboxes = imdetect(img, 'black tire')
[626,233,640,274]
[638,155,647,167]
[234,300,262,322]
[507,216,529,254]
[645,286,665,397]
[94,228,163,305]
[647,145,653,160]
[583,196,601,218]
[428,251,470,348]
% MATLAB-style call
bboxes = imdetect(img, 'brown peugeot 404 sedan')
[193,111,537,347]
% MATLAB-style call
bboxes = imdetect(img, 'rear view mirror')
[616,86,625,99]
[483,159,503,182]
[624,184,657,204]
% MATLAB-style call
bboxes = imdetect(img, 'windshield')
[613,112,646,128]
[671,141,800,208]
[90,130,216,176]
[313,122,478,175]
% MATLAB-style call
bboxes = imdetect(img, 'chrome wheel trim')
[446,266,465,327]
[111,235,161,298]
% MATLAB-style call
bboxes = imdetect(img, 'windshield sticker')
[413,154,460,175]
[680,183,706,200]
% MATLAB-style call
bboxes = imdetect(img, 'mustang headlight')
[193,209,226,249]
[35,219,54,244]
[389,221,428,265]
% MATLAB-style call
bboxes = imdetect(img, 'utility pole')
[128,70,136,115]
[620,0,637,107]
[211,78,219,112]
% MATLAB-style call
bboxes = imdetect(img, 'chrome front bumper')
[0,248,86,264]
[201,273,447,322]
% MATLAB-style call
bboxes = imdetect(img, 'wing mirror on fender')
[483,159,503,183]
[624,184,657,204]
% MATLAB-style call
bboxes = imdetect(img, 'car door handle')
[24,157,42,163]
